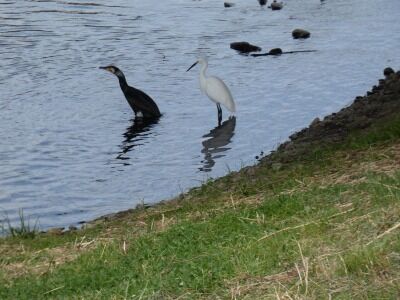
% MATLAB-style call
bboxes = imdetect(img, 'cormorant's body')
[100,66,161,119]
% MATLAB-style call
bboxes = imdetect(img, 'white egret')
[186,58,236,126]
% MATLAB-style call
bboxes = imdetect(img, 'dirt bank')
[259,68,400,165]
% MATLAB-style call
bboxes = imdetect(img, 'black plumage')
[99,65,161,119]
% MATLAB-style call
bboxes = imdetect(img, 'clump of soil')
[261,68,400,164]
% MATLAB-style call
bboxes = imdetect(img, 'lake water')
[1,0,399,230]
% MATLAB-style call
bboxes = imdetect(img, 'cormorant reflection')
[199,116,236,172]
[116,117,159,162]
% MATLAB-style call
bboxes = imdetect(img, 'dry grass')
[0,236,109,280]
[1,141,399,298]
[227,242,311,300]
[227,239,399,300]
[225,201,400,300]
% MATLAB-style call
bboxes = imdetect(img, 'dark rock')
[268,48,283,55]
[230,41,261,53]
[289,132,299,140]
[224,2,235,7]
[258,0,267,6]
[68,225,78,231]
[277,141,289,151]
[310,117,321,127]
[354,96,364,103]
[383,67,395,77]
[270,0,283,10]
[372,85,382,92]
[292,29,311,39]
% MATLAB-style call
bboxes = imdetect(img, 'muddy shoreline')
[73,68,400,231]
[260,68,400,164]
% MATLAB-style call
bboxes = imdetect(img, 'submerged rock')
[230,41,261,53]
[251,49,317,57]
[224,2,235,7]
[292,29,311,39]
[258,0,267,6]
[268,48,283,55]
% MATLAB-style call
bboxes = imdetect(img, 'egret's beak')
[186,61,198,72]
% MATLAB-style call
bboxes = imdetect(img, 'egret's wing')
[206,76,236,112]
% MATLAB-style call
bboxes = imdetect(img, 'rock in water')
[224,2,235,7]
[258,0,267,6]
[230,42,261,53]
[270,0,283,10]
[268,48,283,55]
[384,67,395,77]
[292,29,311,39]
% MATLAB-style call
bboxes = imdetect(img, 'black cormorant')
[99,65,161,119]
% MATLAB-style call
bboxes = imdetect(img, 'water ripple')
[0,0,400,230]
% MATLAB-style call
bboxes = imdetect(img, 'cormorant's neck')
[116,71,128,91]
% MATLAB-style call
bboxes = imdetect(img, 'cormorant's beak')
[99,66,111,73]
[186,61,198,72]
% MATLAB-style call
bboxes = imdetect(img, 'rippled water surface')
[1,0,400,229]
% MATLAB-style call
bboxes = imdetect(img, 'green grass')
[1,117,400,299]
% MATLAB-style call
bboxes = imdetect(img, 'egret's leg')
[217,104,222,126]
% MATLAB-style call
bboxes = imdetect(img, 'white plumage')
[187,57,236,125]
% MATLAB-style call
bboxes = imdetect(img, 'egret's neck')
[199,62,208,92]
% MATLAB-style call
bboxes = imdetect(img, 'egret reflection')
[116,117,159,162]
[199,116,236,172]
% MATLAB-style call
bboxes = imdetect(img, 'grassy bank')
[1,74,400,299]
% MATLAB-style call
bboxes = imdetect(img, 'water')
[1,0,399,230]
